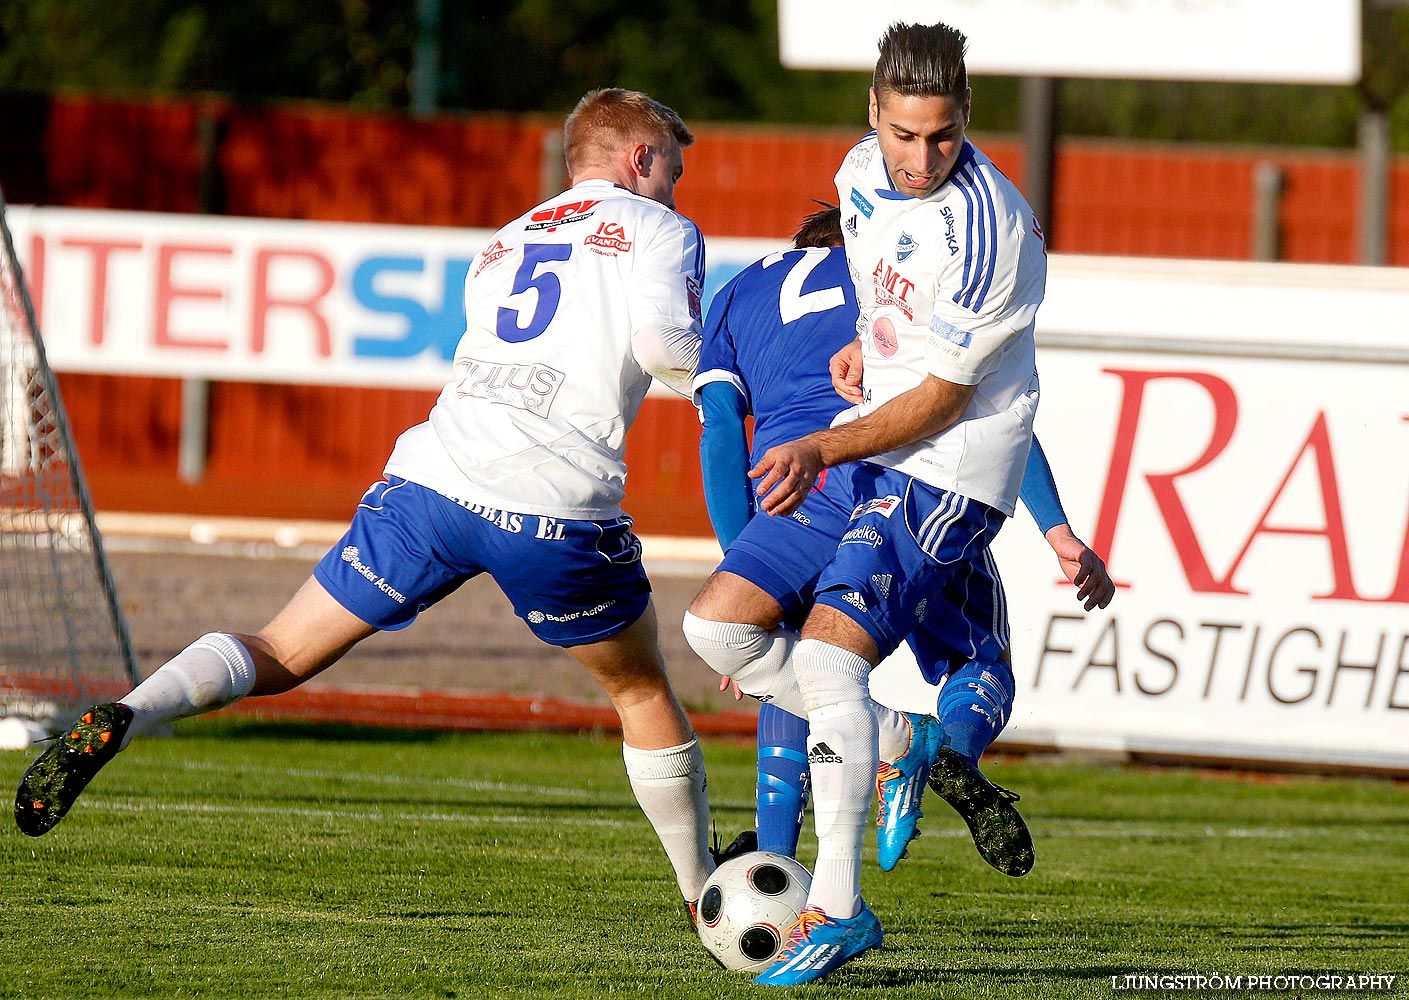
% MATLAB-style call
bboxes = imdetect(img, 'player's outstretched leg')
[930,657,1033,875]
[874,710,943,871]
[15,703,134,837]
[753,903,883,986]
[927,745,1034,877]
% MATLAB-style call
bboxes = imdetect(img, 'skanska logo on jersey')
[340,546,407,604]
[941,206,960,256]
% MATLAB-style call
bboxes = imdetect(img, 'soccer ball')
[696,851,812,972]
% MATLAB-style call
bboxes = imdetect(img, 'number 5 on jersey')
[497,243,573,342]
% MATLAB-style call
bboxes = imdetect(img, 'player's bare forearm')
[750,375,975,516]
[1044,523,1115,611]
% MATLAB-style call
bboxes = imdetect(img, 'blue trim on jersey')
[962,163,991,310]
[873,188,912,201]
[951,151,1000,313]
[973,168,1000,309]
[956,173,979,307]
[688,218,706,281]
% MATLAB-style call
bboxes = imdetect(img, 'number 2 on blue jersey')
[497,243,572,342]
[764,247,846,325]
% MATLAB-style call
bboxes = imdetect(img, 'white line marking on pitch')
[90,799,632,828]
[159,758,599,799]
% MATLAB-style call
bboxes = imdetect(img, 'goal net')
[0,188,137,735]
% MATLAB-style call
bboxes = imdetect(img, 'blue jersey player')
[684,205,1111,864]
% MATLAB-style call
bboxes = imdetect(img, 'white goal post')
[0,184,137,737]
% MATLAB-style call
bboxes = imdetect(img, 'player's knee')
[681,610,772,681]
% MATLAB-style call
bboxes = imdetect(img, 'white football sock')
[119,632,257,748]
[875,704,914,765]
[622,738,714,902]
[681,612,804,717]
[795,638,875,919]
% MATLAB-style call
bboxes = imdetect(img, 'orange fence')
[7,94,1408,530]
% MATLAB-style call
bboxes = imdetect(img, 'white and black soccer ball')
[696,851,812,972]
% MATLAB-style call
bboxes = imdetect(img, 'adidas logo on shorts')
[840,591,868,613]
[870,574,892,598]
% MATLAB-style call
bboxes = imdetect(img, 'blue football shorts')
[717,462,856,629]
[813,462,1010,684]
[313,477,651,648]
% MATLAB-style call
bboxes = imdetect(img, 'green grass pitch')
[2,718,1406,999]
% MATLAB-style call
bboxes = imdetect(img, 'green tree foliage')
[1,0,1407,149]
[444,0,871,125]
[0,0,415,109]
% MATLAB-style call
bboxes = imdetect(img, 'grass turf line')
[2,718,1406,999]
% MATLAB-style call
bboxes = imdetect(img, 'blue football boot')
[874,712,943,871]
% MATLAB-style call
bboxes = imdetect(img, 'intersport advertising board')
[8,207,1408,769]
[3,206,770,390]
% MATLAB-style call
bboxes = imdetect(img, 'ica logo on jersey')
[475,240,513,276]
[584,222,633,255]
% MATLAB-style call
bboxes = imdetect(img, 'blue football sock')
[755,702,809,857]
[937,659,1016,765]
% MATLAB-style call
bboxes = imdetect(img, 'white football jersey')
[385,179,705,519]
[835,135,1046,516]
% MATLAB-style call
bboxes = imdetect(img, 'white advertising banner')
[6,207,495,389]
[3,207,777,395]
[778,0,1361,84]
[872,257,1409,771]
[8,206,1408,768]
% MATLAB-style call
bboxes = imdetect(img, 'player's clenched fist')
[749,436,825,517]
